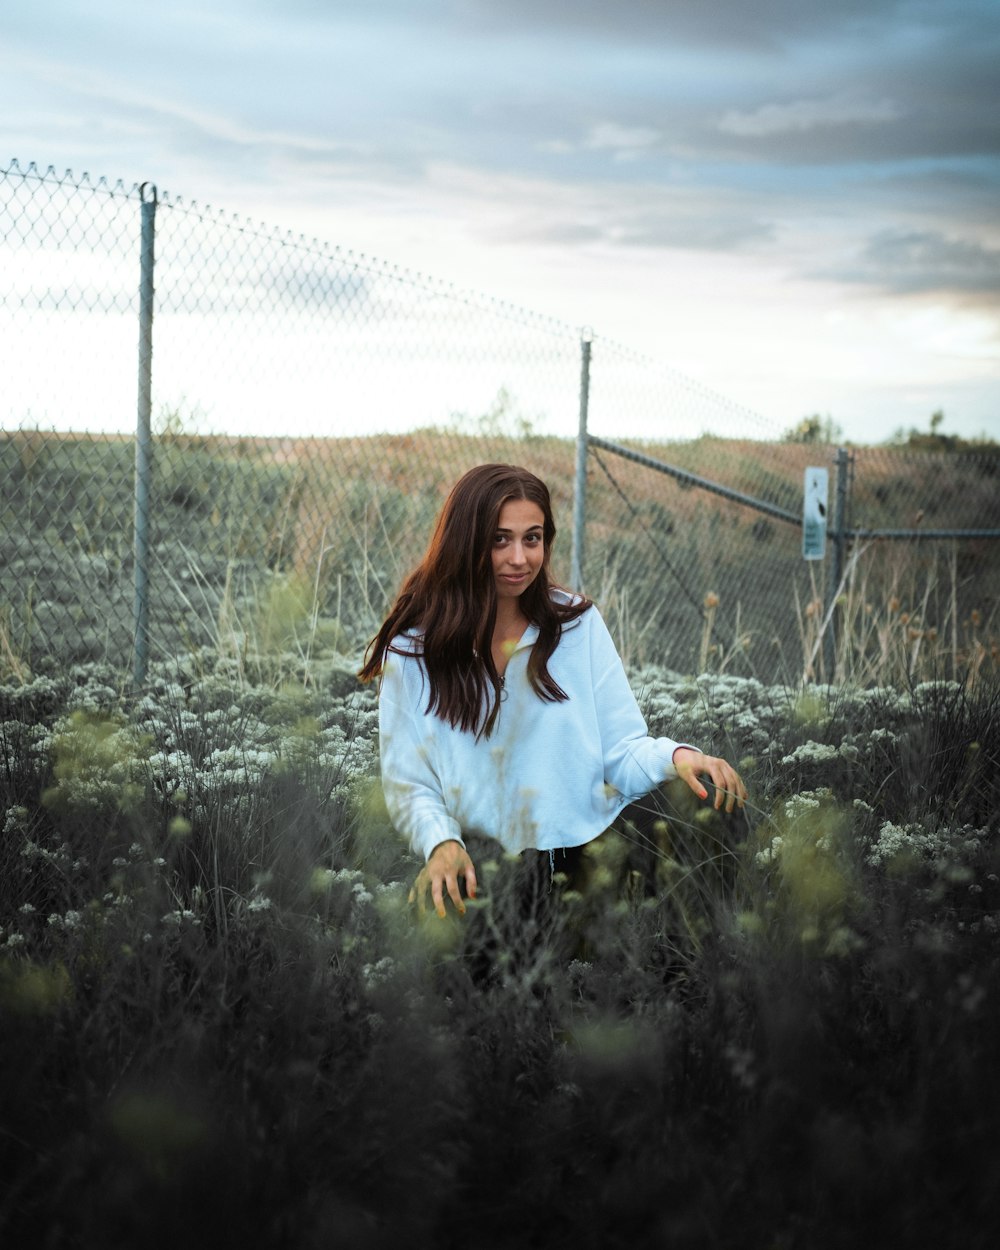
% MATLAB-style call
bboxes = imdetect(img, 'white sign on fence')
[803,467,829,560]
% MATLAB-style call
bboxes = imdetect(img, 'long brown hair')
[359,464,591,738]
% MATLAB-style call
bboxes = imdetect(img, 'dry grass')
[793,538,1000,687]
[3,429,997,680]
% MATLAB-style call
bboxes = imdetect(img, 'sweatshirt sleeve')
[587,608,696,801]
[378,648,465,862]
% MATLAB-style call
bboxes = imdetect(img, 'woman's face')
[491,498,545,601]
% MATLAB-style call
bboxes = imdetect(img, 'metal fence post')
[133,183,157,688]
[824,446,850,678]
[570,330,592,593]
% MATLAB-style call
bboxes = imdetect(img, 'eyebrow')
[495,525,544,534]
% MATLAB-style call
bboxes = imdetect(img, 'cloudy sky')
[4,0,999,442]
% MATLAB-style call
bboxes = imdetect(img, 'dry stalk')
[0,608,30,683]
[699,592,719,673]
[802,541,870,684]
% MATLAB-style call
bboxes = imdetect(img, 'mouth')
[499,573,529,584]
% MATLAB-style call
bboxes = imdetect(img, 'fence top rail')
[591,436,1000,545]
[588,434,803,526]
[850,527,1000,541]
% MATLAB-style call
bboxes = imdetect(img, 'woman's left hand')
[672,747,747,813]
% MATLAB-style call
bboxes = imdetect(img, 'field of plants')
[2,428,998,683]
[1,643,998,1248]
[2,427,999,1244]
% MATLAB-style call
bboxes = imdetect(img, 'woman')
[360,464,746,920]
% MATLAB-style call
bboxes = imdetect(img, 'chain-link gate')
[578,432,1000,684]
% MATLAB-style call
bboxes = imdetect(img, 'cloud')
[618,216,775,251]
[452,0,905,49]
[473,174,776,253]
[829,229,1000,300]
[537,123,662,164]
[584,123,660,153]
[719,94,904,137]
[859,164,1000,232]
[502,215,774,251]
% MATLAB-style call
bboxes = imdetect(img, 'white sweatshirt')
[377,596,692,862]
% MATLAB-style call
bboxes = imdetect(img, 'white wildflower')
[161,909,197,927]
[362,957,396,988]
[3,806,30,835]
[63,911,82,929]
[755,834,783,866]
[781,741,839,767]
[782,790,829,822]
[866,819,986,870]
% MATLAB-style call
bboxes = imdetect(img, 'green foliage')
[889,407,999,451]
[447,385,543,441]
[782,413,844,444]
[0,662,998,1246]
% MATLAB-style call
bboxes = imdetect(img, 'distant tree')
[782,413,843,444]
[448,386,542,440]
[887,409,998,452]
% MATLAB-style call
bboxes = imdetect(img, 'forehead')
[497,498,545,530]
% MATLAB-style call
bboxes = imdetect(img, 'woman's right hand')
[409,839,478,919]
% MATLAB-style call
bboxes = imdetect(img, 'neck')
[494,597,527,635]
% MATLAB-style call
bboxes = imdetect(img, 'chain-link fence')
[579,432,1000,684]
[3,159,999,687]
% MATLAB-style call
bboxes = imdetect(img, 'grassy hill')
[2,428,998,684]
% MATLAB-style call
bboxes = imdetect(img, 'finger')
[464,861,478,901]
[431,875,446,919]
[680,765,709,802]
[446,873,465,917]
[713,771,735,812]
[413,874,429,918]
[717,771,746,812]
[710,769,736,812]
[731,774,747,811]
